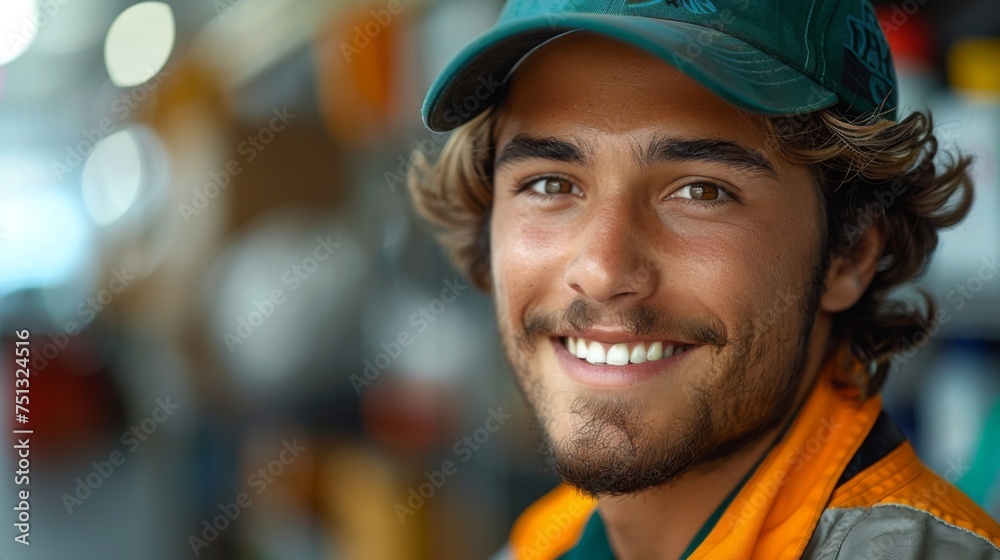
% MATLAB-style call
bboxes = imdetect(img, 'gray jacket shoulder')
[804,503,1000,560]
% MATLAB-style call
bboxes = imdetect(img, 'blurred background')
[0,0,997,558]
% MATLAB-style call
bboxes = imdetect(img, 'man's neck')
[597,421,785,560]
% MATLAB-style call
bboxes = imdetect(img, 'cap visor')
[422,13,839,132]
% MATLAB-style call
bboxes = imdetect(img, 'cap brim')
[421,14,839,132]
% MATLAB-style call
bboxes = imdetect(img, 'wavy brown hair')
[407,106,973,398]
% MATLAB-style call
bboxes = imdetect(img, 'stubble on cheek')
[488,208,828,495]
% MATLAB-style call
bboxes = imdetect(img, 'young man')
[409,1,1000,558]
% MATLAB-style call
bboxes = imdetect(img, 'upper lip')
[554,328,693,346]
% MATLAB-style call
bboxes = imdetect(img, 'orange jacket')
[502,360,1000,559]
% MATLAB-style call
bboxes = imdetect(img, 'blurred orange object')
[315,3,409,146]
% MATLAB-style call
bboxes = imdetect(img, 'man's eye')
[527,177,581,196]
[671,182,728,201]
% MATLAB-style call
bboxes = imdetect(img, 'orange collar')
[689,361,881,560]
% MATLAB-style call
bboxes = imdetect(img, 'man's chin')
[535,395,713,497]
[543,438,699,497]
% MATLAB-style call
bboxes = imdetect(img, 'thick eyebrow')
[495,134,590,170]
[638,136,777,177]
[494,133,777,178]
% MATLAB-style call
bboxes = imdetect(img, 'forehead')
[494,32,774,151]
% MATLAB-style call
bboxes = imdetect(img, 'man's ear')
[821,226,886,313]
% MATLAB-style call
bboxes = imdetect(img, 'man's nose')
[563,202,659,305]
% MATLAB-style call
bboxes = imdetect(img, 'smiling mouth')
[560,336,696,366]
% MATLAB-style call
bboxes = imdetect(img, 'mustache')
[518,298,729,352]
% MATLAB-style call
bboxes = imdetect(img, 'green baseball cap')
[421,0,897,132]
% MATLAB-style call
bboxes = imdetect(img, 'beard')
[497,254,829,497]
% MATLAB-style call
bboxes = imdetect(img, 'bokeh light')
[103,1,175,87]
[81,129,143,226]
[0,177,91,296]
[0,0,39,65]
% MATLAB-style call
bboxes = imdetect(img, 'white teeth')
[647,341,663,361]
[563,337,691,366]
[585,341,606,364]
[606,343,629,366]
[629,343,647,364]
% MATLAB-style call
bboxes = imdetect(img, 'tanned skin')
[488,33,884,560]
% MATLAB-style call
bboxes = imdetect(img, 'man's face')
[489,33,832,496]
